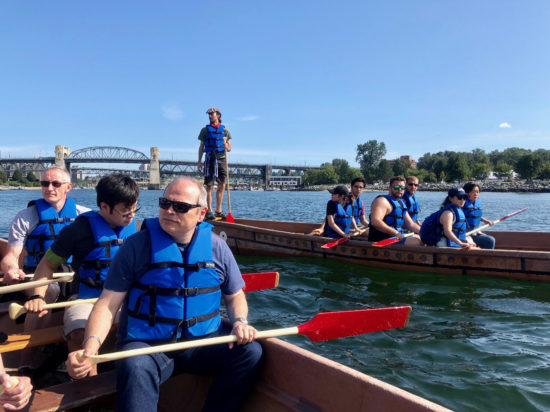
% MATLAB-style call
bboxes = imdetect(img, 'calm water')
[1,189,550,411]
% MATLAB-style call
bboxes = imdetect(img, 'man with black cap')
[197,107,232,220]
[322,185,356,238]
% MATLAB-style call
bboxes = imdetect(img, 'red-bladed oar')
[224,140,235,223]
[373,207,528,247]
[320,226,368,249]
[321,236,349,249]
[372,232,415,247]
[5,272,279,320]
[84,306,411,365]
[467,207,528,236]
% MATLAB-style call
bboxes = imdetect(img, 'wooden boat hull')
[27,338,451,412]
[212,218,550,282]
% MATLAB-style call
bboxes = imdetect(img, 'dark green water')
[2,189,550,411]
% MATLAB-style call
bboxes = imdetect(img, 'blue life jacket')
[204,124,226,153]
[126,218,221,343]
[324,201,353,238]
[402,192,420,224]
[78,211,137,299]
[25,198,77,269]
[351,196,364,225]
[420,204,466,247]
[463,199,482,230]
[381,195,406,233]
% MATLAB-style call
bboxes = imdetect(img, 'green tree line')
[303,141,550,185]
[1,170,40,187]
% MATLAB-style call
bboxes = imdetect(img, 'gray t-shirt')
[8,201,91,246]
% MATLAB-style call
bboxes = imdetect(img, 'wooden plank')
[0,325,65,353]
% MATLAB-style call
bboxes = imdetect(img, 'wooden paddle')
[84,306,411,365]
[372,232,416,247]
[0,273,74,295]
[320,226,368,249]
[224,139,234,223]
[0,272,73,282]
[6,271,279,320]
[466,207,528,236]
[373,207,529,247]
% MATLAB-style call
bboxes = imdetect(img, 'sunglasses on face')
[408,183,419,187]
[40,181,69,188]
[393,185,406,190]
[159,197,201,214]
[114,205,141,218]
[458,195,467,200]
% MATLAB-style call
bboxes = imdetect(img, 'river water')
[1,189,550,411]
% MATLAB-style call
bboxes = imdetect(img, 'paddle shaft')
[466,207,528,237]
[87,306,411,365]
[7,271,279,319]
[320,226,369,248]
[0,377,19,395]
[223,138,233,221]
[0,272,72,281]
[0,274,74,294]
[8,298,98,320]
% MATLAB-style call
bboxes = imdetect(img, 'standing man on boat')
[368,176,422,246]
[402,176,421,225]
[65,177,263,412]
[22,174,140,377]
[197,106,232,220]
[1,166,89,301]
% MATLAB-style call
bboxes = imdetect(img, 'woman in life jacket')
[462,182,496,249]
[437,187,477,249]
[322,185,356,238]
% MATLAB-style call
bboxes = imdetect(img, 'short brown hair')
[389,176,405,186]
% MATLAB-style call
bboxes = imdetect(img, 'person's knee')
[67,328,85,351]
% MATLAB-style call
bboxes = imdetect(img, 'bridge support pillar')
[55,145,70,170]
[149,147,161,190]
[264,165,272,189]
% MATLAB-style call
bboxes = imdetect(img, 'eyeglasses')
[407,183,419,187]
[114,205,141,218]
[159,197,201,214]
[393,185,406,190]
[353,185,365,189]
[40,181,69,188]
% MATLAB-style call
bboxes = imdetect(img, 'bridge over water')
[0,146,318,189]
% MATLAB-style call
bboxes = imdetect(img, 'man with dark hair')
[197,107,232,220]
[22,173,140,377]
[402,176,421,225]
[368,176,422,246]
[350,177,369,229]
[66,177,263,412]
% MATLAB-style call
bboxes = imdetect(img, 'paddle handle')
[88,326,300,365]
[0,274,74,295]
[224,140,232,215]
[0,272,73,281]
[9,298,98,320]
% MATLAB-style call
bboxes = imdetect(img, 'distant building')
[385,155,417,169]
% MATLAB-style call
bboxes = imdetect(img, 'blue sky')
[1,1,549,167]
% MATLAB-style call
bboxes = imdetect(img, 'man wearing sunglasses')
[368,176,422,246]
[402,176,421,225]
[66,177,263,412]
[197,106,232,220]
[22,173,140,378]
[1,167,89,297]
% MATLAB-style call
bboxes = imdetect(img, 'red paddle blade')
[225,213,235,223]
[498,207,528,222]
[321,237,349,249]
[298,306,411,342]
[372,237,400,247]
[242,272,279,292]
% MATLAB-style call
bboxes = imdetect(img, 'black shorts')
[204,156,227,186]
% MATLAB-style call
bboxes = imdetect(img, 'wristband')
[82,335,102,348]
[27,294,45,301]
[232,317,248,325]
